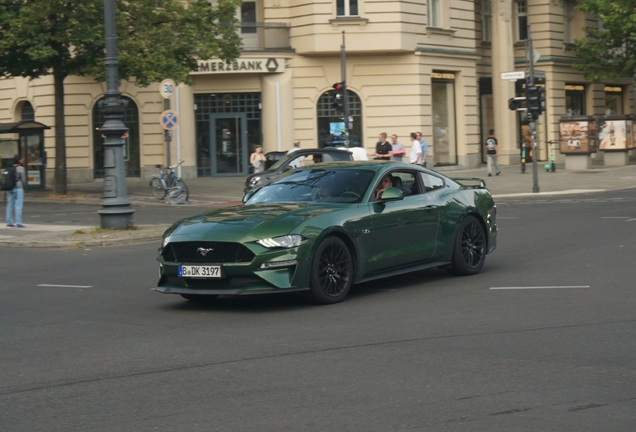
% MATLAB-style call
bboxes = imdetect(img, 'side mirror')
[379,187,404,202]
[242,188,257,203]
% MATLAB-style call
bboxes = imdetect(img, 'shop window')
[432,72,457,166]
[194,93,261,177]
[317,89,362,147]
[336,0,358,16]
[482,0,492,42]
[516,1,528,41]
[565,84,586,116]
[605,86,624,115]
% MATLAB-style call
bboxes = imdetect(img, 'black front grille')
[162,241,255,263]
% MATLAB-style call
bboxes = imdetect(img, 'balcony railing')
[237,22,292,52]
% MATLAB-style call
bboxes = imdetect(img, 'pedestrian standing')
[5,155,27,228]
[416,131,429,167]
[250,145,266,173]
[287,140,305,168]
[373,133,392,160]
[389,134,405,162]
[409,132,423,165]
[485,129,501,177]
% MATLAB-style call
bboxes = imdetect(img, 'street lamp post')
[98,0,135,229]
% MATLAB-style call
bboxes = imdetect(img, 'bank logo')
[266,58,279,72]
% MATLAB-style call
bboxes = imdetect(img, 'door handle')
[423,205,438,211]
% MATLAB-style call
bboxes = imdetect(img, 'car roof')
[291,160,407,172]
[285,148,353,156]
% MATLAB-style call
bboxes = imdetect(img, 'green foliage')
[0,0,242,84]
[0,0,241,193]
[574,0,636,81]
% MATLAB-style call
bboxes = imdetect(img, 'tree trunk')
[53,70,67,194]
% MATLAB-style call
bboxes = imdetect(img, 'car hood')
[164,203,339,242]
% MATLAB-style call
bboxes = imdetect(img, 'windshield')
[269,153,296,171]
[245,168,375,205]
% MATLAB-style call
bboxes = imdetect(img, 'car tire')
[180,294,218,302]
[449,215,486,276]
[303,236,353,305]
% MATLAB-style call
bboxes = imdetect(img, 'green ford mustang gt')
[156,161,497,304]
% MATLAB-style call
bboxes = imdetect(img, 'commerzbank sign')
[191,58,285,75]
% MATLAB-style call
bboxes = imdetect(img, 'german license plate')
[178,265,222,278]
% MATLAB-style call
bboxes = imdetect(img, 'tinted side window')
[419,172,445,192]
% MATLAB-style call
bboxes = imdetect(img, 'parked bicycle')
[150,161,189,201]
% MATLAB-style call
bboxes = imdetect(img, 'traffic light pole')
[340,31,350,148]
[526,24,540,193]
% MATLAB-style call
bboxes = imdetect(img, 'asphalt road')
[1,191,636,431]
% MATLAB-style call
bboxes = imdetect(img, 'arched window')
[92,96,140,177]
[20,101,35,121]
[317,90,362,147]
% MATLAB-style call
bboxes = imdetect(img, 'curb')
[0,224,170,249]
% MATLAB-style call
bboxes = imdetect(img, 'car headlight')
[249,176,261,185]
[257,235,308,248]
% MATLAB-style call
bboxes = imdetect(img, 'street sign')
[160,110,179,130]
[159,79,176,99]
[532,47,541,65]
[501,70,546,81]
[501,71,525,81]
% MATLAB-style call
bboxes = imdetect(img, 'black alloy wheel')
[449,215,486,276]
[305,236,353,304]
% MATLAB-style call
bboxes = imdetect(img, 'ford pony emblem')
[197,247,214,256]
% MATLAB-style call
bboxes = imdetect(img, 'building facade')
[0,0,631,185]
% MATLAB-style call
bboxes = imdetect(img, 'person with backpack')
[4,155,27,228]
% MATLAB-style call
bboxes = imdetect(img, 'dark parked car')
[244,148,353,193]
[157,161,497,305]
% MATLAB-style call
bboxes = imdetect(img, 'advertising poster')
[598,119,631,151]
[559,119,596,154]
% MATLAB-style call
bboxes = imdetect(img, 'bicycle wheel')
[175,179,189,201]
[150,178,167,200]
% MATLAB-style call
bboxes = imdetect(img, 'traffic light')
[332,82,344,113]
[526,85,546,121]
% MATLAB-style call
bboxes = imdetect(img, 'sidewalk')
[2,161,635,248]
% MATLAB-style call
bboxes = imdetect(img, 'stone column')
[491,0,518,164]
[176,83,196,179]
[261,68,294,153]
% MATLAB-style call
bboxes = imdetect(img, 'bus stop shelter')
[0,121,50,190]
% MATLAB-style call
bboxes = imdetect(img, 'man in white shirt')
[409,132,423,165]
[287,140,304,168]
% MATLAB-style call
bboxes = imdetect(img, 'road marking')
[37,284,93,288]
[626,218,636,222]
[490,286,590,290]
[601,217,630,219]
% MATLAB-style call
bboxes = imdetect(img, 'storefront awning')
[0,121,51,134]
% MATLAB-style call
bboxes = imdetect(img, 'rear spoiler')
[451,177,487,189]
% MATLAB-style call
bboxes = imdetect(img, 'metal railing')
[237,22,291,52]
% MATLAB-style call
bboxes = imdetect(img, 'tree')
[0,0,241,194]
[573,0,636,82]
